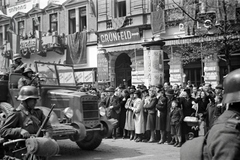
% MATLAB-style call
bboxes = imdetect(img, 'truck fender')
[36,106,60,125]
[100,119,114,138]
[70,122,86,142]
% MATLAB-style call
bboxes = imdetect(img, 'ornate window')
[32,17,41,35]
[69,9,76,34]
[79,7,86,32]
[115,0,126,17]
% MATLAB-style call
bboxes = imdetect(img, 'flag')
[112,16,126,30]
[89,0,96,17]
[33,16,40,26]
[8,18,16,34]
[150,7,165,35]
[8,32,20,55]
[35,30,42,52]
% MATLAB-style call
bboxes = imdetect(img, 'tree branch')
[171,0,197,22]
[218,55,226,62]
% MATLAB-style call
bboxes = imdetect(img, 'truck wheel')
[0,102,13,125]
[76,131,102,150]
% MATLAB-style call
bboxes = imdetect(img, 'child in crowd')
[170,100,183,147]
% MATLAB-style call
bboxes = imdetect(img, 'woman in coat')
[143,87,158,142]
[130,90,145,142]
[156,89,167,144]
[124,91,135,140]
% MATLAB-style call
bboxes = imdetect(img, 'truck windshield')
[35,62,77,86]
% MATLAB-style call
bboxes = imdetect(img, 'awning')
[99,43,143,53]
[164,34,240,46]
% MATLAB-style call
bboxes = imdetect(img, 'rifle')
[36,104,55,137]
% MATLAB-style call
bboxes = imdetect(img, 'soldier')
[181,68,240,160]
[10,54,27,73]
[18,68,38,89]
[0,86,52,139]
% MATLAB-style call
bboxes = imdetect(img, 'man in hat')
[18,68,38,89]
[215,84,223,98]
[99,86,121,139]
[10,54,27,73]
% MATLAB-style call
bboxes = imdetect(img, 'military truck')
[0,61,113,150]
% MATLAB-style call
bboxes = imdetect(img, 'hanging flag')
[33,16,40,26]
[35,30,42,52]
[8,18,16,34]
[112,16,126,31]
[89,0,96,17]
[150,7,165,35]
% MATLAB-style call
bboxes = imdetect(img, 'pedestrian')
[156,89,167,144]
[99,87,121,139]
[143,87,157,142]
[119,89,130,138]
[131,90,145,142]
[170,100,183,147]
[124,91,135,140]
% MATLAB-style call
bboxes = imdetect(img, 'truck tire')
[76,131,102,150]
[0,102,13,126]
[0,102,13,116]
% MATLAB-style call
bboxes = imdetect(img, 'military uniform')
[203,110,240,160]
[0,104,52,139]
[18,76,38,89]
[10,62,25,74]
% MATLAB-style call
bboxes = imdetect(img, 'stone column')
[108,53,118,87]
[143,45,164,86]
[204,54,219,88]
[75,8,79,32]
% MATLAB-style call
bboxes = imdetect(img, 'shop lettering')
[100,31,132,43]
[8,4,27,13]
[99,28,141,45]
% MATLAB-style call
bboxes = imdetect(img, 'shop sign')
[7,0,34,17]
[20,39,36,49]
[99,28,141,45]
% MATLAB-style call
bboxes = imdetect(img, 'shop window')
[79,7,86,32]
[33,17,41,36]
[50,13,58,32]
[18,21,24,37]
[69,9,76,34]
[115,0,126,18]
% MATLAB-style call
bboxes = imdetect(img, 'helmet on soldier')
[18,86,39,101]
[12,54,22,61]
[223,68,240,104]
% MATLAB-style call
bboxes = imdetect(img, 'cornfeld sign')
[99,28,141,45]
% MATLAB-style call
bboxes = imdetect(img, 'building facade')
[0,0,98,85]
[97,0,240,88]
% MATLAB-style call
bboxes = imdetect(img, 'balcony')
[106,17,133,29]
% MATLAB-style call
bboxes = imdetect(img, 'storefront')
[97,27,143,88]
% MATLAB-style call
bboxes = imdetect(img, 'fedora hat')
[105,86,115,92]
[166,89,174,95]
[134,90,142,97]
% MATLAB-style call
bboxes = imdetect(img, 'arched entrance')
[115,53,132,87]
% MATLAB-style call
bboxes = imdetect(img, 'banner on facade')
[75,71,95,83]
[97,53,109,81]
[150,7,165,35]
[66,31,87,65]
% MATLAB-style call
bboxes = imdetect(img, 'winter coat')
[132,98,145,134]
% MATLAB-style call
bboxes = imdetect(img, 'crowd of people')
[96,81,224,147]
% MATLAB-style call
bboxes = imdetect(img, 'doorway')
[115,53,132,88]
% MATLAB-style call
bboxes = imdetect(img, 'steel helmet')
[223,68,240,104]
[18,86,39,101]
[12,54,22,61]
[23,68,34,74]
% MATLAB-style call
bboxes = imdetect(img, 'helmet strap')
[24,99,32,112]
